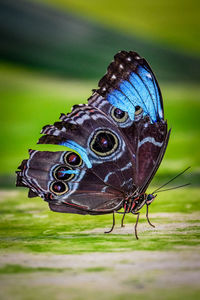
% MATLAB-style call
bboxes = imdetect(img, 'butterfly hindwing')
[16,150,123,214]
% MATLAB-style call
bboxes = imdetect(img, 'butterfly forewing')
[38,104,137,193]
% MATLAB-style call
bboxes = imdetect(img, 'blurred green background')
[0,1,200,299]
[0,0,200,187]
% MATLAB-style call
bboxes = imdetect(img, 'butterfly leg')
[133,212,140,240]
[121,202,127,227]
[121,212,126,227]
[146,204,155,228]
[104,212,115,234]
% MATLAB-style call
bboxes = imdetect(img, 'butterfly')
[16,51,170,238]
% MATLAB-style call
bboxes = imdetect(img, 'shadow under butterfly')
[16,51,172,239]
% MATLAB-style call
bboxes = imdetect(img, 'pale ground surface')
[0,249,200,299]
[0,191,200,299]
[1,221,200,300]
[0,190,19,200]
[88,213,200,235]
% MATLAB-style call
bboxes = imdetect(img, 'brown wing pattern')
[16,150,123,214]
[16,50,169,215]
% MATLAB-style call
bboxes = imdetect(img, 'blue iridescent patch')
[107,65,163,122]
[61,169,80,175]
[60,140,92,168]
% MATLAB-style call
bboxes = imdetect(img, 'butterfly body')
[16,51,170,237]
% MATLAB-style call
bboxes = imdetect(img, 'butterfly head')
[146,193,157,205]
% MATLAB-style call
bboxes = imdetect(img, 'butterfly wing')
[38,104,137,193]
[94,51,163,123]
[16,50,170,215]
[88,51,169,192]
[16,150,123,214]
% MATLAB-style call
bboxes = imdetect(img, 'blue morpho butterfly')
[16,51,170,238]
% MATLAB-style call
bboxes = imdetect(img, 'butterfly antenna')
[155,183,191,193]
[152,167,191,194]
